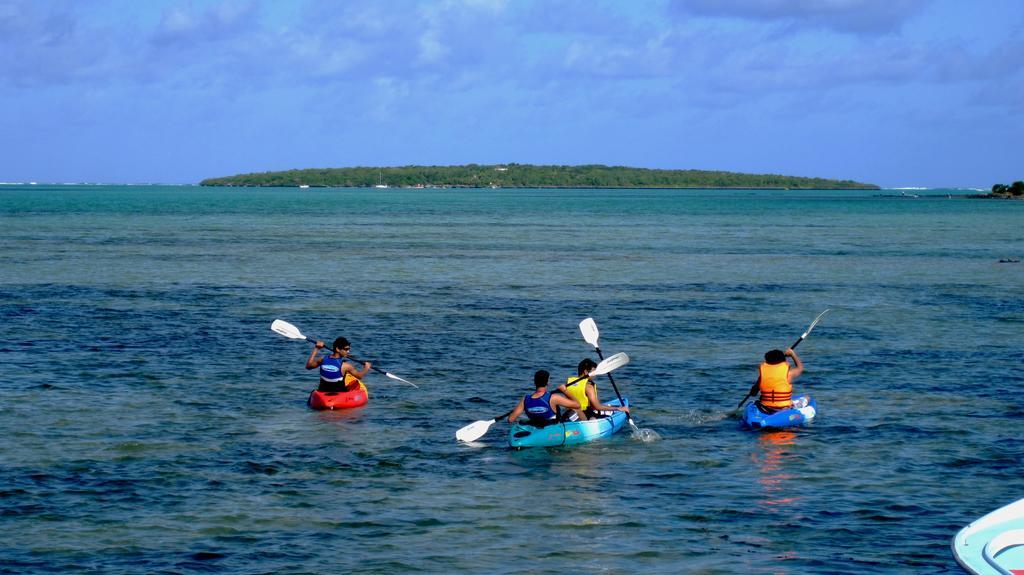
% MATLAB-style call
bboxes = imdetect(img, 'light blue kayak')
[953,498,1024,575]
[508,398,629,448]
[741,394,817,430]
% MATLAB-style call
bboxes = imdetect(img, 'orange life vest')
[758,362,792,409]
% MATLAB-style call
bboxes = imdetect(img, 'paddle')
[579,317,641,434]
[455,352,630,443]
[270,319,419,388]
[730,309,831,415]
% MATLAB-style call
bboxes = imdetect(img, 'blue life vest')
[319,356,345,382]
[523,391,557,422]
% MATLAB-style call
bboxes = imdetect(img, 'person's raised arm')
[353,361,371,379]
[305,341,325,369]
[787,348,804,381]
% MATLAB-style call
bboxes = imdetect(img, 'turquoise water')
[1,185,1021,574]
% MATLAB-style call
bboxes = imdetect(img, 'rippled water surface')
[1,185,1022,574]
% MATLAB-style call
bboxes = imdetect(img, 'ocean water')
[1,185,1021,574]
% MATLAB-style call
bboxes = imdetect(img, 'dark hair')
[577,358,598,376]
[534,370,550,388]
[764,349,786,364]
[333,337,351,352]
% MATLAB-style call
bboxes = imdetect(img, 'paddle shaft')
[348,354,395,379]
[592,346,635,426]
[559,363,622,390]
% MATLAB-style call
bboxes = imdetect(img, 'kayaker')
[306,337,371,392]
[507,370,580,427]
[747,348,804,412]
[557,358,630,421]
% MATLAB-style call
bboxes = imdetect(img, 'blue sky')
[1,0,1021,187]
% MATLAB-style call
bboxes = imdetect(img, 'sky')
[0,0,1021,187]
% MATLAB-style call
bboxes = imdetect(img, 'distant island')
[199,164,878,190]
[985,181,1024,199]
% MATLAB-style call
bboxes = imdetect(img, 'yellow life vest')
[344,373,367,392]
[565,375,590,411]
[758,362,792,409]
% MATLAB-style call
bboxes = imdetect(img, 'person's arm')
[305,341,325,369]
[507,397,526,423]
[586,384,629,413]
[787,348,804,381]
[551,393,580,411]
[344,361,372,379]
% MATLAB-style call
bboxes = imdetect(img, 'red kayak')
[308,374,368,410]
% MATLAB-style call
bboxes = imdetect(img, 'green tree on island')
[991,181,1024,197]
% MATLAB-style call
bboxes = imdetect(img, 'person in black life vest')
[746,348,804,413]
[507,370,580,427]
[305,337,371,393]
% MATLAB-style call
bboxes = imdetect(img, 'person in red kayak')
[507,370,580,427]
[747,348,804,412]
[306,337,371,392]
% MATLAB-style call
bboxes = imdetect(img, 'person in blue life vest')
[556,358,630,421]
[305,337,371,392]
[507,370,581,427]
[746,348,804,412]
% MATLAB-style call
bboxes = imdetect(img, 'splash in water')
[632,427,662,442]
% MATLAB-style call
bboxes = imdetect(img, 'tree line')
[199,164,878,190]
[990,181,1024,198]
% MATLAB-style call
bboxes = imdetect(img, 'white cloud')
[670,0,933,34]
[152,0,257,45]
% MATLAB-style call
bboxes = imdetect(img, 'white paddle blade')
[456,419,495,442]
[271,319,307,340]
[592,352,629,376]
[386,373,420,389]
[806,309,831,334]
[579,317,601,348]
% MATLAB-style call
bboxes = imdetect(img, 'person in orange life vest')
[305,337,371,393]
[746,348,804,412]
[507,370,580,427]
[556,358,631,421]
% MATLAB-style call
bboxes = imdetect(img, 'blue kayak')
[741,395,817,430]
[953,498,1024,575]
[508,398,629,448]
